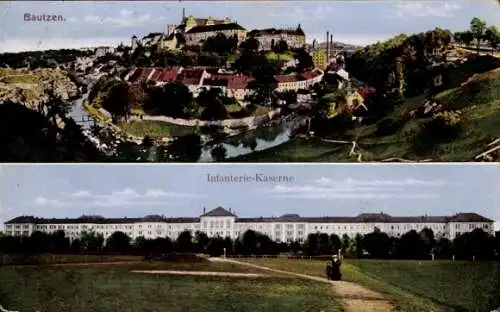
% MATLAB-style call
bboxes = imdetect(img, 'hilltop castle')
[159,9,306,51]
[160,9,247,49]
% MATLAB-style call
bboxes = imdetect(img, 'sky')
[0,164,499,230]
[0,0,499,53]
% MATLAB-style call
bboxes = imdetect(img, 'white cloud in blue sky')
[0,0,499,52]
[263,177,461,199]
[0,164,498,225]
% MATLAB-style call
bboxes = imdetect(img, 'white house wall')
[3,218,494,242]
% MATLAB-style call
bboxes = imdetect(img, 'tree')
[485,26,500,53]
[461,31,474,47]
[211,144,227,161]
[176,230,193,252]
[80,231,104,252]
[295,48,314,72]
[198,88,229,120]
[144,82,197,118]
[341,234,351,254]
[239,37,260,53]
[361,229,392,258]
[241,230,259,255]
[273,40,289,54]
[101,82,133,122]
[106,231,131,253]
[51,230,70,253]
[167,134,202,162]
[194,231,210,253]
[470,17,487,53]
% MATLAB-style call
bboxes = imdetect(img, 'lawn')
[118,120,199,138]
[0,260,344,312]
[0,253,143,266]
[241,258,500,312]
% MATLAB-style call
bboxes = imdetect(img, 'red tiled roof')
[149,68,165,81]
[156,67,181,83]
[137,67,154,82]
[176,68,205,85]
[227,76,254,89]
[127,68,142,82]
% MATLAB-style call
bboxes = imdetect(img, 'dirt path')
[212,258,394,312]
[131,270,267,277]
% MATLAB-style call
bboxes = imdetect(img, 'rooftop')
[185,23,246,34]
[248,26,305,37]
[4,212,493,225]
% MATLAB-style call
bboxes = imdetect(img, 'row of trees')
[0,49,93,69]
[1,228,498,261]
[454,17,500,53]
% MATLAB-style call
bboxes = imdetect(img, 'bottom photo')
[0,164,499,312]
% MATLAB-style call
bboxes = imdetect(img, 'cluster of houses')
[3,207,494,243]
[123,66,324,101]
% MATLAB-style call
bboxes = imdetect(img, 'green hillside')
[231,57,500,162]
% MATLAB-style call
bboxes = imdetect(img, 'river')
[67,88,305,162]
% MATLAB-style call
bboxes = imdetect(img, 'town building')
[94,46,115,58]
[275,69,323,92]
[247,25,306,51]
[3,207,494,243]
[311,49,328,70]
[161,10,247,49]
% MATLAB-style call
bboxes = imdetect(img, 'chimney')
[330,34,333,57]
[203,207,206,214]
[229,208,232,213]
[182,8,186,21]
[326,31,330,61]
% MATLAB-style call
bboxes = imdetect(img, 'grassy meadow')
[0,257,344,312]
[242,258,500,312]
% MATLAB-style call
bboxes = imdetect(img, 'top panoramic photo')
[1,0,499,163]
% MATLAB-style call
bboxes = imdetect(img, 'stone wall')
[129,108,282,129]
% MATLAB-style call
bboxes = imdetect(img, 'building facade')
[311,49,327,70]
[162,14,247,48]
[247,25,306,51]
[3,207,494,243]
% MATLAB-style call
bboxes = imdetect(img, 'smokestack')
[203,207,206,214]
[182,8,185,21]
[326,31,329,62]
[330,34,333,58]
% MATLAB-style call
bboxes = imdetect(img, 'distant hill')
[307,41,362,52]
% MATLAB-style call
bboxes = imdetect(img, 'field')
[241,258,500,312]
[118,120,199,138]
[0,256,344,312]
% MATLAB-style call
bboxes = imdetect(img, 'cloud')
[268,4,334,22]
[84,9,153,27]
[27,188,202,208]
[391,2,462,18]
[34,196,69,207]
[263,178,454,200]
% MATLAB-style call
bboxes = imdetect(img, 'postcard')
[0,163,499,311]
[0,0,499,162]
